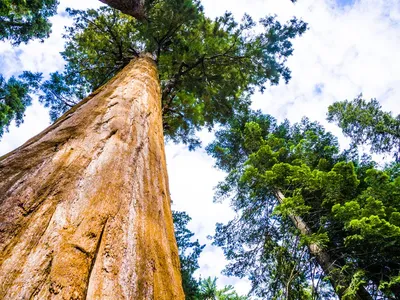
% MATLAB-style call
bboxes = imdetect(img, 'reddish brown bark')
[0,55,184,299]
[98,0,146,20]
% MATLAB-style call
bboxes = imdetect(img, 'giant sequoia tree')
[0,0,306,298]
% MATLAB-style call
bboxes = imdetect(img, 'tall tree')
[0,0,306,298]
[207,110,400,299]
[98,0,149,20]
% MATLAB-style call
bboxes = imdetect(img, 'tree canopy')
[0,0,58,45]
[328,95,400,162]
[40,1,307,148]
[0,0,58,139]
[0,72,42,138]
[207,109,400,299]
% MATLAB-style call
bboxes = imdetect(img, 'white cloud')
[1,0,400,296]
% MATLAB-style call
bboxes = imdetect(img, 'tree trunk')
[0,55,184,299]
[276,191,372,300]
[98,0,146,20]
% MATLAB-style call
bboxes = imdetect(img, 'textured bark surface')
[0,56,184,299]
[98,0,146,20]
[276,191,372,300]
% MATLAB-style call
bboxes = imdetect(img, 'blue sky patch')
[336,0,355,7]
[313,83,324,95]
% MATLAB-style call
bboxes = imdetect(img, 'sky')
[1,0,400,296]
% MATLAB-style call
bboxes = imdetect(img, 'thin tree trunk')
[276,191,372,300]
[0,55,184,299]
[98,0,146,20]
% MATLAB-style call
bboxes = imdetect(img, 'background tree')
[172,211,251,300]
[328,95,400,162]
[207,109,400,299]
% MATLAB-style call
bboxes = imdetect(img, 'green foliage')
[0,0,58,45]
[207,110,400,299]
[0,72,42,138]
[173,211,205,299]
[40,2,307,149]
[172,211,248,300]
[0,1,56,140]
[328,95,400,161]
[198,277,248,300]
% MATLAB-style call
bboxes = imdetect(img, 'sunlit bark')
[98,0,146,20]
[0,55,184,299]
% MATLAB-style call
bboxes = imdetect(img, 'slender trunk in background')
[0,56,184,299]
[276,191,372,300]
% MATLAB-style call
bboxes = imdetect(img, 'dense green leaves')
[0,72,42,138]
[40,2,306,148]
[328,95,400,162]
[0,0,58,45]
[207,110,400,299]
[197,277,248,300]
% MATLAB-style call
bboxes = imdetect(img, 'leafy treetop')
[40,1,307,149]
[328,95,400,162]
[197,277,248,300]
